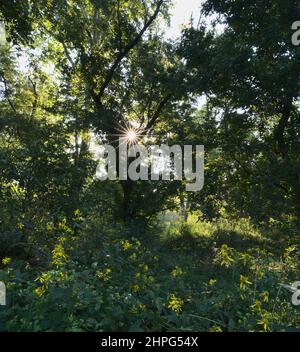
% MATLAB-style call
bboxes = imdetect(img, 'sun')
[109,121,143,146]
[126,129,138,144]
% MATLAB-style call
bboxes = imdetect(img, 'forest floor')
[1,214,300,332]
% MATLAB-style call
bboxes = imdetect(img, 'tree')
[32,0,193,220]
[180,0,300,222]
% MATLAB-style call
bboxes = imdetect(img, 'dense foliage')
[0,0,299,332]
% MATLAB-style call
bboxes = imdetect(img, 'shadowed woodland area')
[0,0,300,332]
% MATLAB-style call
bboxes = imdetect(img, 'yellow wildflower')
[168,293,184,315]
[51,241,68,267]
[260,291,269,303]
[2,257,12,265]
[139,304,147,311]
[36,272,51,283]
[209,279,217,286]
[121,240,132,251]
[218,245,235,267]
[60,272,69,281]
[240,253,253,266]
[256,269,265,279]
[251,300,262,313]
[210,325,223,332]
[139,264,149,272]
[96,268,112,282]
[145,275,154,284]
[74,209,81,216]
[131,284,140,293]
[17,223,25,230]
[35,285,47,297]
[258,313,272,332]
[58,218,72,234]
[171,266,185,278]
[240,275,253,290]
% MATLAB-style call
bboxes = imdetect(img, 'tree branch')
[28,77,38,118]
[1,74,17,113]
[145,93,172,130]
[95,0,164,107]
[274,97,293,159]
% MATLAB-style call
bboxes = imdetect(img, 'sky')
[165,0,204,39]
